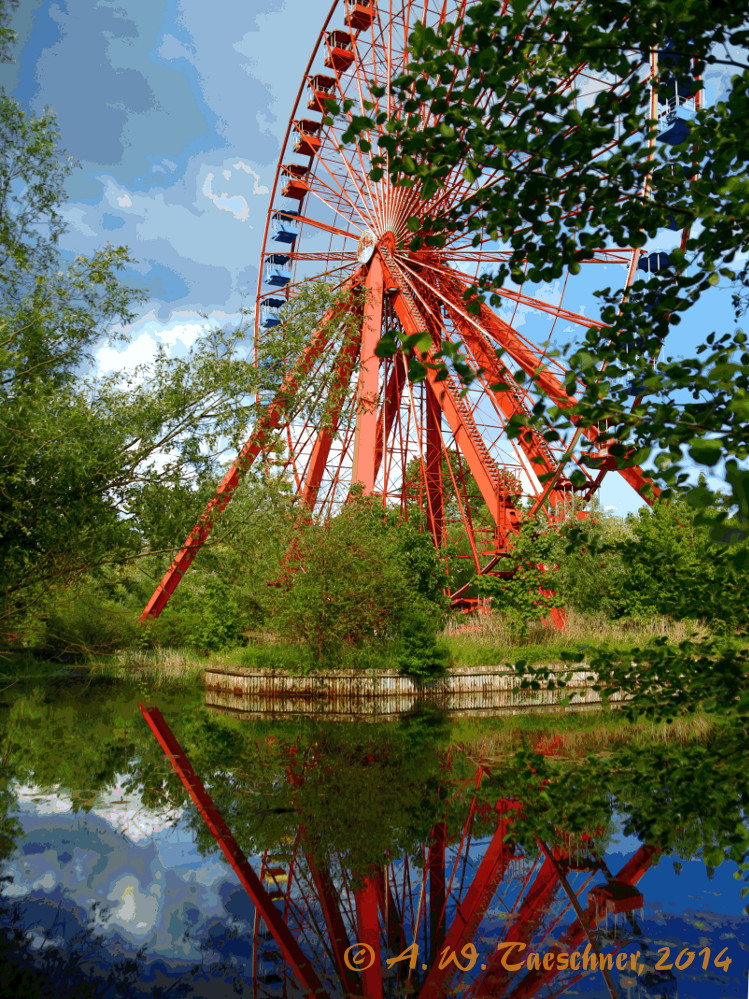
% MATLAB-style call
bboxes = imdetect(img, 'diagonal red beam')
[417,803,520,999]
[138,704,326,998]
[303,847,361,996]
[473,853,560,995]
[140,271,364,621]
[497,843,656,999]
[302,323,362,509]
[438,272,568,502]
[447,269,658,504]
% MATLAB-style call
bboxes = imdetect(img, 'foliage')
[476,515,563,636]
[339,0,749,537]
[265,494,449,673]
[0,37,276,631]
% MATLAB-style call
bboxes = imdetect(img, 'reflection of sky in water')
[3,780,748,998]
[2,783,257,995]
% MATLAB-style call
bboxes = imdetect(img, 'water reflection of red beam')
[474,844,655,999]
[141,704,656,999]
[303,846,360,995]
[418,800,522,998]
[138,704,327,999]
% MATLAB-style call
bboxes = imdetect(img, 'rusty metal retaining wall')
[204,664,626,721]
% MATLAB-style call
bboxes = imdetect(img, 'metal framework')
[141,704,659,998]
[140,0,700,621]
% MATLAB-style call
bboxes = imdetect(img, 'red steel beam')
[439,273,567,504]
[449,270,658,504]
[140,271,363,621]
[373,867,407,958]
[303,847,361,996]
[473,853,560,995]
[352,254,384,493]
[373,352,408,478]
[425,387,446,546]
[302,323,362,509]
[417,804,519,999]
[355,876,384,999]
[428,821,447,961]
[498,843,656,999]
[138,704,327,999]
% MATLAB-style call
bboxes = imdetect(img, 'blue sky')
[0,0,740,517]
[0,0,330,344]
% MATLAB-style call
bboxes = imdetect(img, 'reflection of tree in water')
[143,705,748,999]
[0,676,747,996]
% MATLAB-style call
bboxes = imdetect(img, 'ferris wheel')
[142,0,661,621]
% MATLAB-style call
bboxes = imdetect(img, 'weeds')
[443,607,708,667]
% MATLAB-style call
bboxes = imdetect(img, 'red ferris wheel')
[141,0,660,622]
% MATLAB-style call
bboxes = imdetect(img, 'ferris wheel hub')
[357,230,376,264]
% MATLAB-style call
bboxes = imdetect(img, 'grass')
[446,706,720,758]
[442,607,708,668]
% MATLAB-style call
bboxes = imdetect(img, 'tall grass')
[443,607,708,667]
[448,710,719,762]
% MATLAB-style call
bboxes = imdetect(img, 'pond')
[0,671,747,998]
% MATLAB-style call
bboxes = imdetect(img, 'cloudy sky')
[0,1,739,515]
[0,0,332,363]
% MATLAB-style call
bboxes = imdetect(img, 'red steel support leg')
[352,256,383,493]
[303,848,361,996]
[418,804,519,999]
[140,272,363,621]
[138,705,326,999]
[428,821,447,961]
[426,389,445,546]
[355,876,384,999]
[373,867,407,958]
[302,332,361,510]
[473,854,560,995]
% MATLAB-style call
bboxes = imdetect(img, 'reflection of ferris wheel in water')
[142,705,658,999]
[142,0,664,620]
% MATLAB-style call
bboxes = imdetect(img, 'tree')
[476,514,563,637]
[265,493,449,673]
[339,0,749,540]
[0,13,265,635]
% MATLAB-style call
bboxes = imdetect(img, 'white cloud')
[107,875,159,936]
[160,322,203,350]
[116,193,132,208]
[201,171,250,222]
[232,159,269,194]
[96,331,159,375]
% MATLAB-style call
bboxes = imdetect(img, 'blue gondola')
[637,251,672,274]
[656,104,695,146]
[271,211,299,244]
[259,296,285,329]
[265,253,291,287]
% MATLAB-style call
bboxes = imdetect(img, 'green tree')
[0,12,271,635]
[477,514,563,637]
[264,494,449,672]
[339,0,749,537]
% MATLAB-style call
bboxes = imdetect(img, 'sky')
[0,0,332,359]
[0,0,740,517]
